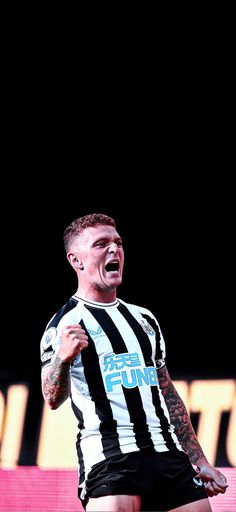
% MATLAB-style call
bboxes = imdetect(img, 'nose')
[108,242,118,253]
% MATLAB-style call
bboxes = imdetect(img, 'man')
[40,213,228,511]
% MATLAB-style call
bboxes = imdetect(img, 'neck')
[75,286,117,304]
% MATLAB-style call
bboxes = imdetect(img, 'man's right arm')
[41,323,89,409]
[41,357,71,409]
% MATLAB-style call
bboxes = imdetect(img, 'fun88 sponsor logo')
[104,352,158,392]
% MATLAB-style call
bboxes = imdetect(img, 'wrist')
[55,354,72,366]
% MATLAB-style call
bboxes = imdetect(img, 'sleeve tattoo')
[158,366,207,465]
[42,357,71,409]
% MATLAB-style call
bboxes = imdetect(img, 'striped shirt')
[40,295,182,495]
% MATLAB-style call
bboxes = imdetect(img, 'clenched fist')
[58,324,89,362]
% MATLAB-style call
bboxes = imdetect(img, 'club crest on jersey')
[140,318,155,335]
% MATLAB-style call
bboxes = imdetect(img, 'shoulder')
[40,296,80,368]
[118,298,164,345]
[118,298,159,323]
[118,298,166,359]
[45,296,79,330]
[40,296,79,347]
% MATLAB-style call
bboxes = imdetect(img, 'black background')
[1,28,234,385]
[0,14,235,471]
[1,73,235,469]
[2,174,234,383]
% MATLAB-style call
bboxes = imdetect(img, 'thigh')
[141,451,209,511]
[169,497,212,511]
[86,494,142,512]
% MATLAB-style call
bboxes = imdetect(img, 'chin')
[107,278,122,288]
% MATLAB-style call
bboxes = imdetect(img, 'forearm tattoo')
[43,357,71,408]
[158,367,206,465]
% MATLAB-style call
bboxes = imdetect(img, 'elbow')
[42,392,61,410]
[43,392,67,410]
[47,401,60,410]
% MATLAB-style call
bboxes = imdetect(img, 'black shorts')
[79,449,208,511]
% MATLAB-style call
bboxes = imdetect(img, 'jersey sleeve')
[148,313,166,370]
[154,320,166,370]
[138,306,166,370]
[40,326,62,369]
[40,299,81,369]
[120,299,167,371]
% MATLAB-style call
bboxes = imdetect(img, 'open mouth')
[105,261,119,273]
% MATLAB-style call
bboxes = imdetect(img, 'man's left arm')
[157,366,228,497]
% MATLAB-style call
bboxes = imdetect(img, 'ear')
[67,252,84,270]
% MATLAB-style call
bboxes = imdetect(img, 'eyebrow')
[92,236,123,245]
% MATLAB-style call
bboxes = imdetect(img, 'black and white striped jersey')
[40,295,182,495]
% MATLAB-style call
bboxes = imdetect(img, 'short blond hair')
[63,213,116,252]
